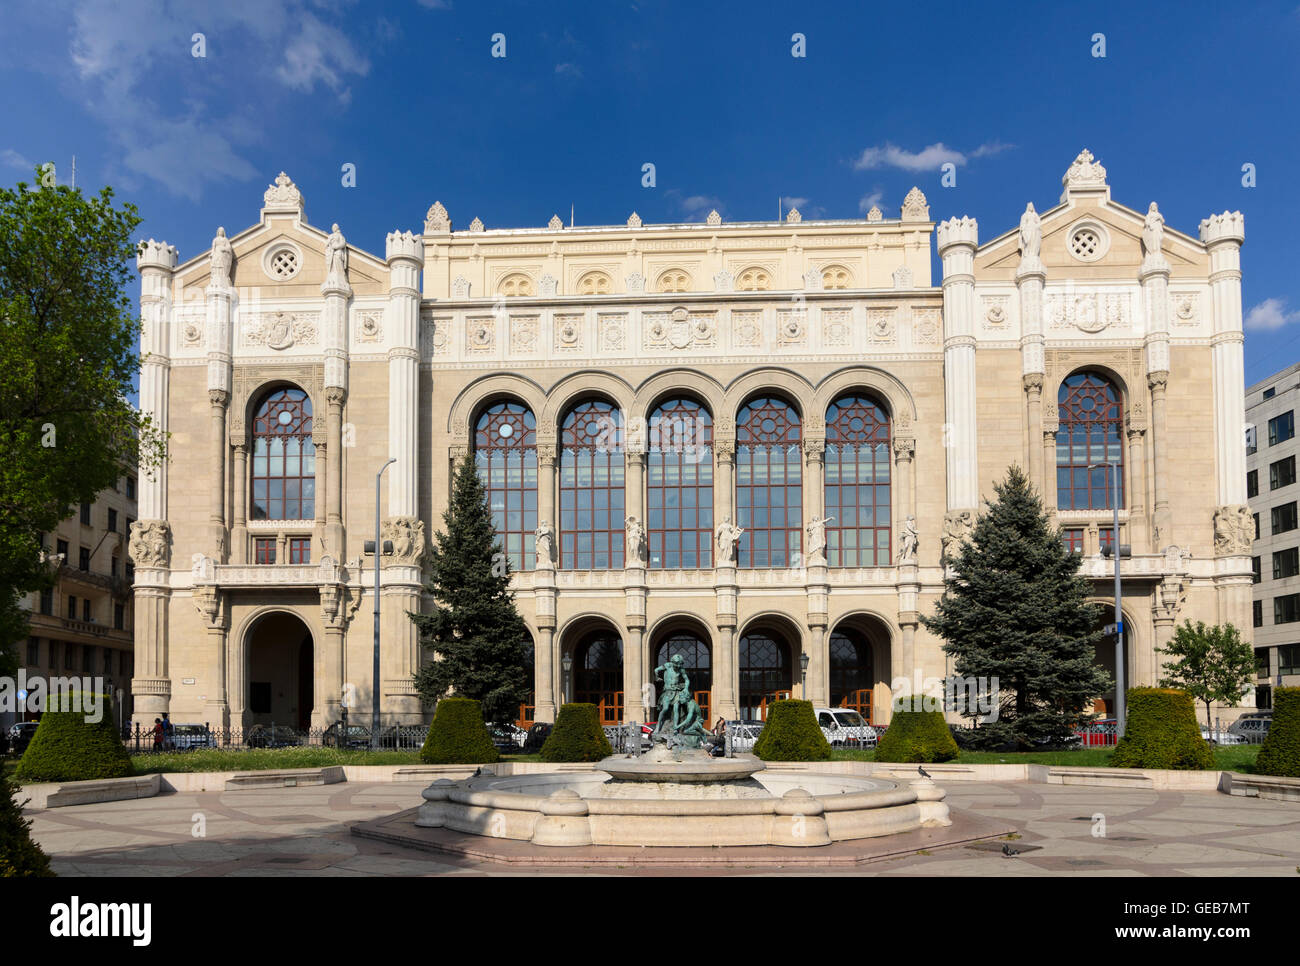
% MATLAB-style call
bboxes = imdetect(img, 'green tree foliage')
[1110,688,1214,770]
[920,465,1110,749]
[1156,620,1256,732]
[1255,687,1300,778]
[540,703,613,762]
[14,692,132,782]
[752,699,832,761]
[412,455,531,724]
[0,174,165,671]
[419,696,499,764]
[0,769,54,877]
[874,697,960,763]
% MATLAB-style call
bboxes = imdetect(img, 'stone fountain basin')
[415,767,950,848]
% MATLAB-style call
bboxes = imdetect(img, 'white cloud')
[857,190,884,213]
[1246,298,1300,331]
[2,149,36,170]
[781,196,809,210]
[416,0,453,7]
[852,141,1012,172]
[275,13,370,98]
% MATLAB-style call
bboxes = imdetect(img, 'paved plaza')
[23,780,1300,876]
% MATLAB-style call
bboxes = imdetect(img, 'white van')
[815,708,877,747]
[1227,713,1271,744]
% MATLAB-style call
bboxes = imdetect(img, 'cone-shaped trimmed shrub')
[753,700,831,761]
[1111,688,1214,770]
[875,696,960,763]
[1,770,54,877]
[14,693,131,783]
[420,697,499,764]
[1256,687,1300,778]
[540,703,613,762]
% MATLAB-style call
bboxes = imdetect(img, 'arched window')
[829,630,874,720]
[577,271,612,295]
[1057,372,1124,510]
[656,631,712,723]
[824,395,892,567]
[648,399,713,569]
[560,400,624,569]
[822,265,852,290]
[657,269,691,293]
[498,273,535,297]
[251,388,315,521]
[574,629,623,724]
[737,267,771,292]
[736,396,802,568]
[475,401,537,571]
[739,631,793,720]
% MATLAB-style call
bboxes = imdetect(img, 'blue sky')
[3,0,1299,386]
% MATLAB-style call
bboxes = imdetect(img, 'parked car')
[170,723,216,751]
[1201,726,1246,745]
[522,722,553,753]
[815,708,878,747]
[246,724,304,748]
[488,724,524,754]
[321,723,371,749]
[724,720,763,752]
[1227,713,1271,744]
[7,721,40,756]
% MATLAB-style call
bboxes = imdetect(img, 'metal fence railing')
[120,722,426,753]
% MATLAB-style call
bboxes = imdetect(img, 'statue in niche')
[210,227,233,286]
[625,516,646,565]
[897,515,919,564]
[715,517,744,566]
[534,521,554,569]
[806,514,834,563]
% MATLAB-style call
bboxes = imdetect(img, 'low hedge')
[1,770,54,877]
[753,700,831,761]
[1256,687,1300,778]
[14,694,132,783]
[540,704,613,762]
[420,697,499,764]
[1111,688,1214,770]
[874,696,959,763]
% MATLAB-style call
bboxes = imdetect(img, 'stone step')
[224,766,345,789]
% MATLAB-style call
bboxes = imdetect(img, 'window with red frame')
[251,387,316,521]
[255,538,276,564]
[288,538,311,564]
[476,401,538,572]
[560,400,624,570]
[824,394,891,567]
[1057,372,1124,510]
[647,398,713,569]
[1062,528,1085,554]
[736,396,802,568]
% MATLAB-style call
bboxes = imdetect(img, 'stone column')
[131,240,177,726]
[1126,426,1148,554]
[537,442,558,549]
[195,588,229,730]
[1023,375,1044,486]
[230,444,248,564]
[715,438,736,549]
[803,437,825,537]
[624,442,647,722]
[1141,244,1173,549]
[937,217,980,523]
[533,538,558,722]
[624,625,645,723]
[1017,243,1048,492]
[713,435,738,720]
[205,267,233,560]
[1148,373,1172,547]
[1042,424,1059,515]
[714,623,737,721]
[208,390,229,559]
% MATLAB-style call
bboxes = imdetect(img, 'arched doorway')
[829,629,874,722]
[654,629,712,725]
[572,628,624,725]
[245,612,314,731]
[518,632,536,728]
[739,628,795,721]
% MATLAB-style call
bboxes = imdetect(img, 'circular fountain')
[415,741,950,848]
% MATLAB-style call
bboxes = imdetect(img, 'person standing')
[152,717,164,751]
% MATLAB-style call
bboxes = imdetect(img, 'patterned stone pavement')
[24,780,1300,876]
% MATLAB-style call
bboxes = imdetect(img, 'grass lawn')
[830,745,1261,770]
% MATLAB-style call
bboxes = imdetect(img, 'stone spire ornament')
[901,187,929,221]
[262,171,304,214]
[424,200,450,234]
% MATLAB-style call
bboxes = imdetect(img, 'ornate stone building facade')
[129,153,1251,730]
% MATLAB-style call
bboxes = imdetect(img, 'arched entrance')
[572,627,624,725]
[245,611,314,731]
[739,627,795,721]
[654,628,712,725]
[518,632,536,728]
[829,629,875,722]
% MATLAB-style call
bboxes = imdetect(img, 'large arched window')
[475,401,537,571]
[648,399,713,569]
[739,630,793,720]
[736,396,802,568]
[1057,372,1125,510]
[824,395,892,567]
[251,388,315,520]
[829,630,874,721]
[573,629,623,725]
[560,400,624,569]
[655,631,712,723]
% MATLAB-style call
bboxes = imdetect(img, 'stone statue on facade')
[325,223,349,283]
[805,514,833,564]
[1212,504,1254,556]
[1018,203,1041,267]
[1142,202,1165,261]
[715,517,744,566]
[940,510,975,565]
[625,515,646,566]
[534,520,555,569]
[897,515,919,564]
[128,520,170,569]
[381,517,426,566]
[210,226,233,287]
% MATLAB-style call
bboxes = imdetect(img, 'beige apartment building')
[126,150,1251,732]
[3,479,138,731]
[1247,362,1300,708]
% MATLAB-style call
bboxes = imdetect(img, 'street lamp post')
[1090,460,1127,738]
[370,458,396,749]
[799,652,810,701]
[561,654,573,705]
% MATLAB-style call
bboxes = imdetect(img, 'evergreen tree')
[1157,620,1256,733]
[411,455,531,723]
[920,465,1110,749]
